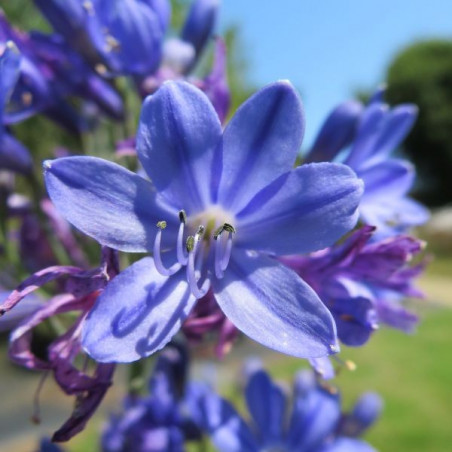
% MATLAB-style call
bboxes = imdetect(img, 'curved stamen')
[153,222,182,276]
[177,211,188,265]
[214,224,235,279]
[186,235,210,298]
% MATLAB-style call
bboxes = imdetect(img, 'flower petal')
[43,156,178,252]
[236,163,363,256]
[306,100,363,163]
[245,370,286,446]
[81,257,197,363]
[318,438,376,452]
[218,81,304,212]
[213,250,339,359]
[137,81,222,213]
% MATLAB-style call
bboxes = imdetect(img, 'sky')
[219,0,452,147]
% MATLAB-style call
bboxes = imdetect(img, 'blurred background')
[0,1,451,451]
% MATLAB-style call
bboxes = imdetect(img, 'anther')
[177,211,188,265]
[179,210,187,224]
[157,221,167,229]
[186,236,195,252]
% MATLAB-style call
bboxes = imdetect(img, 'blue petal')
[218,81,305,212]
[245,370,286,446]
[0,42,21,122]
[137,81,222,213]
[141,0,171,32]
[236,163,363,256]
[82,257,197,363]
[213,250,339,359]
[198,388,260,452]
[306,100,363,163]
[286,387,341,450]
[43,156,178,252]
[181,0,219,60]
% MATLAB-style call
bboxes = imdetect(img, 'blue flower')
[195,365,381,452]
[44,80,363,363]
[306,94,429,237]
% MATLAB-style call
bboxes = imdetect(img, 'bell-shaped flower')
[44,80,363,363]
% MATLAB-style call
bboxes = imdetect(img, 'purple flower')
[306,95,429,237]
[102,343,202,452]
[2,250,119,442]
[282,226,424,346]
[195,366,381,451]
[44,80,363,363]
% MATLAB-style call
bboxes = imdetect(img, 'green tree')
[386,40,452,206]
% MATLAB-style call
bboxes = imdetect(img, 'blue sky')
[219,0,452,147]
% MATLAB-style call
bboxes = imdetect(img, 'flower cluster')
[0,1,431,449]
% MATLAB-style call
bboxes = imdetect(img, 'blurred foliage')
[386,40,452,207]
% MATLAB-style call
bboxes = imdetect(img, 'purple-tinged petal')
[43,156,178,252]
[213,250,339,359]
[0,41,21,124]
[236,163,363,256]
[137,81,222,213]
[181,0,219,62]
[368,85,386,104]
[306,100,363,163]
[376,297,418,333]
[202,38,230,123]
[0,265,82,315]
[218,81,304,212]
[197,388,260,452]
[52,363,115,442]
[318,437,376,452]
[287,387,341,450]
[82,257,197,363]
[0,291,42,333]
[245,369,286,446]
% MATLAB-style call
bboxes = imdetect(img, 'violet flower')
[282,226,424,346]
[195,366,381,451]
[305,95,429,237]
[2,249,119,442]
[44,80,363,363]
[102,343,202,452]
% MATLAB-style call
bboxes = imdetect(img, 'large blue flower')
[44,80,363,363]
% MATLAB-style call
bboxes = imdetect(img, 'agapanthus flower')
[2,249,119,442]
[44,80,363,363]
[305,93,429,237]
[282,225,425,346]
[195,365,382,451]
[102,343,202,452]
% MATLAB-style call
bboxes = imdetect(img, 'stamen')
[153,223,181,276]
[214,224,235,279]
[186,234,210,298]
[177,211,188,265]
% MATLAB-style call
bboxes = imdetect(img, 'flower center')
[153,206,237,298]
